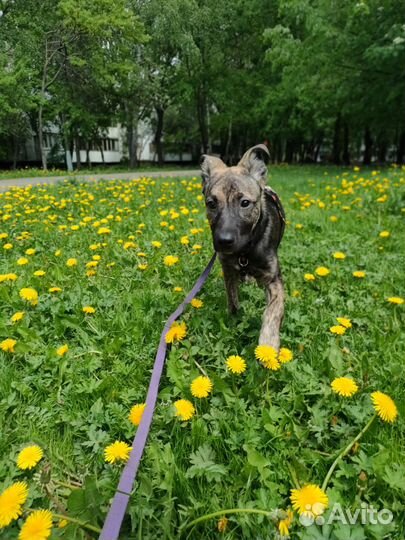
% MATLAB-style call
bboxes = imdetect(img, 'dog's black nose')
[217,232,235,248]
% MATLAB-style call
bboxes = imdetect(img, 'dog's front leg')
[259,276,284,350]
[222,265,240,314]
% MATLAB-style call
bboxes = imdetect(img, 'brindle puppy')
[201,144,285,350]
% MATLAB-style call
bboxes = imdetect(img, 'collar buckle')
[238,256,248,268]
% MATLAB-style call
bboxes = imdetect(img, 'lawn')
[0,166,404,539]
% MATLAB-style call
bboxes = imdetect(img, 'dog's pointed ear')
[238,144,270,187]
[200,155,226,193]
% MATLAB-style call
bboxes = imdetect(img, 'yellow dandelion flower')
[11,311,25,323]
[56,344,68,357]
[1,338,17,353]
[190,376,213,398]
[33,270,46,277]
[333,252,346,260]
[255,345,280,370]
[304,273,315,281]
[278,509,294,537]
[138,263,148,270]
[164,255,179,267]
[0,481,28,527]
[25,248,36,256]
[174,399,195,421]
[190,298,203,309]
[165,321,187,344]
[19,509,53,540]
[104,441,132,463]
[152,241,162,248]
[331,377,358,397]
[17,257,29,265]
[17,445,43,470]
[290,484,328,518]
[336,317,352,328]
[54,249,61,256]
[217,517,229,533]
[226,355,247,374]
[97,227,111,235]
[315,266,330,277]
[330,325,346,335]
[48,287,62,293]
[19,287,39,306]
[379,231,390,238]
[129,403,146,426]
[387,297,404,305]
[3,243,13,250]
[278,347,293,363]
[330,215,338,222]
[173,286,183,292]
[371,391,398,423]
[180,236,190,245]
[353,270,366,278]
[82,306,96,314]
[66,258,77,267]
[0,273,18,282]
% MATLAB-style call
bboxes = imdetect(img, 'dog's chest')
[229,254,277,281]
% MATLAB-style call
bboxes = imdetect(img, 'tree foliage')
[0,0,404,167]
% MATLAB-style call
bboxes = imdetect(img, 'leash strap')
[99,253,217,540]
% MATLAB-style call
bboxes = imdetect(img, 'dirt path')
[0,169,200,192]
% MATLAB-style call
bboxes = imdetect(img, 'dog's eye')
[206,199,217,210]
[240,199,251,208]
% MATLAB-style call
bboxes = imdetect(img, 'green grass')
[0,165,404,539]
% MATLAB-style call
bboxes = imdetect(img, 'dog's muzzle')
[215,231,235,251]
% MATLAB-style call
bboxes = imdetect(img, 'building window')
[101,138,118,152]
[44,133,55,149]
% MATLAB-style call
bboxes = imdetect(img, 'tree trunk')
[38,104,47,170]
[224,119,232,165]
[377,135,387,163]
[196,86,210,153]
[285,139,294,162]
[363,126,373,165]
[75,137,81,170]
[275,139,283,163]
[154,106,164,166]
[396,130,405,164]
[86,142,91,167]
[126,105,138,168]
[299,143,305,163]
[99,143,105,164]
[332,114,341,165]
[342,122,350,165]
[61,118,73,172]
[314,137,323,163]
[12,135,18,169]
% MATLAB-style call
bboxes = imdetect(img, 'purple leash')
[99,253,217,540]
